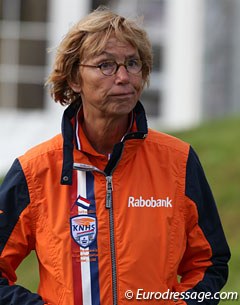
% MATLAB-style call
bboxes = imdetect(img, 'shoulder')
[146,128,190,156]
[18,134,63,168]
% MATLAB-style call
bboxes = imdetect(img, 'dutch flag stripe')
[76,195,91,209]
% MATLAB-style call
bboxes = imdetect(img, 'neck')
[82,114,130,155]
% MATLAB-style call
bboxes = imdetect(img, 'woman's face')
[71,35,144,120]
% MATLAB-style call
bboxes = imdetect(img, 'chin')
[111,103,135,116]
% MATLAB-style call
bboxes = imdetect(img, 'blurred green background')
[1,115,239,304]
[173,115,240,303]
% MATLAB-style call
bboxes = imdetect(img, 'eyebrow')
[94,51,139,60]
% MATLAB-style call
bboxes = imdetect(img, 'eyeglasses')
[79,59,143,76]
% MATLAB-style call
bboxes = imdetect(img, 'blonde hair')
[46,6,153,105]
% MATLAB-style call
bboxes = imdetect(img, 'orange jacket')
[0,101,230,305]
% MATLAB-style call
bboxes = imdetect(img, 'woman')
[0,7,230,305]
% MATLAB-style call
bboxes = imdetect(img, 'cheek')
[83,75,109,93]
[81,81,109,102]
[134,80,144,97]
[133,74,144,89]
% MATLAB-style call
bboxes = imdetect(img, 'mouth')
[110,92,134,98]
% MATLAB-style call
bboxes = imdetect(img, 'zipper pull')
[106,176,113,209]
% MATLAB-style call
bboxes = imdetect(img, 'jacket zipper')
[106,176,113,209]
[106,175,117,305]
[73,164,118,305]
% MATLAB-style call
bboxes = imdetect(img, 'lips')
[110,92,134,97]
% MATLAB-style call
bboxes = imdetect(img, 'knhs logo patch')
[70,215,97,248]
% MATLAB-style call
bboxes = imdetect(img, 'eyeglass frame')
[79,59,143,76]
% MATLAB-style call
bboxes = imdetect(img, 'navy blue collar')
[60,99,148,185]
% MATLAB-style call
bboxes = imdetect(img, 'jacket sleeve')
[0,159,44,305]
[175,147,231,305]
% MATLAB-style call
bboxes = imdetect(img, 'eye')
[99,61,116,69]
[127,59,141,67]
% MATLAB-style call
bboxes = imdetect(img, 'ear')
[68,65,82,93]
[68,81,81,93]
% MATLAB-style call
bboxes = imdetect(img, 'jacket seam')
[145,138,189,156]
[168,148,189,279]
[20,146,63,166]
[21,153,65,293]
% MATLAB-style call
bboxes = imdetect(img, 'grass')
[1,115,240,303]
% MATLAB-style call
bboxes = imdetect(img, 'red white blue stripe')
[76,195,91,209]
[73,169,100,305]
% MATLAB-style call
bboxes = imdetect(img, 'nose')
[115,65,130,84]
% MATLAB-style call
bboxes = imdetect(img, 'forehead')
[104,36,136,51]
[84,34,139,60]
